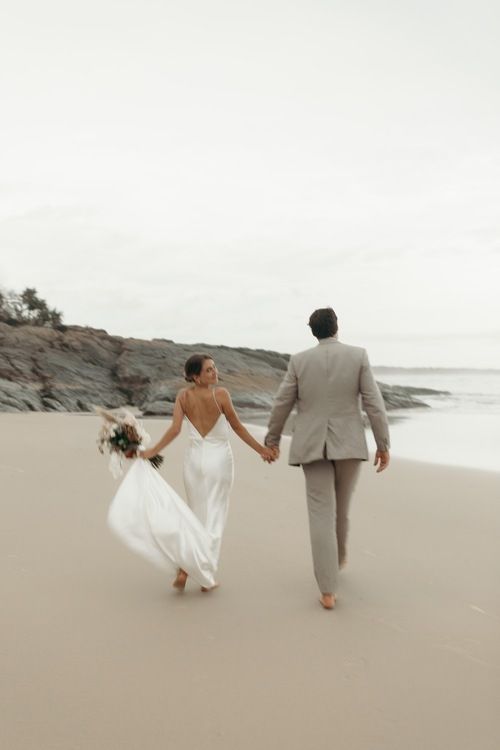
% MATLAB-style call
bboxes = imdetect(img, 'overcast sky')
[1,0,499,367]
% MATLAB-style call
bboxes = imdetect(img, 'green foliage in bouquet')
[96,408,164,471]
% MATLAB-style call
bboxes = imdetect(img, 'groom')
[265,307,390,610]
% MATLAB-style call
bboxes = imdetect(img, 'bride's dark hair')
[184,353,214,382]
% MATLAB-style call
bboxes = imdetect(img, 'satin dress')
[107,459,218,588]
[107,402,233,588]
[183,411,234,566]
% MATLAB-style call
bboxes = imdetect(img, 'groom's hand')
[374,450,390,473]
[261,446,276,463]
[269,445,280,461]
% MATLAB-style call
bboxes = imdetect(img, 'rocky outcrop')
[378,383,430,410]
[0,323,445,415]
[0,323,289,414]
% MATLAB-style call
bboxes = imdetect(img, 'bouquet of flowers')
[96,408,163,478]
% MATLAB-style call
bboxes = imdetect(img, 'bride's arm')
[218,389,275,462]
[139,391,185,459]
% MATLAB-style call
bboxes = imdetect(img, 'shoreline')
[7,409,498,474]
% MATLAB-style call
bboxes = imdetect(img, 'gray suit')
[265,337,390,594]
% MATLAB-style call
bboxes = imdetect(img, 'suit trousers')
[302,458,362,594]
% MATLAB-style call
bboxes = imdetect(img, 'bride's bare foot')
[172,569,188,590]
[201,583,219,593]
[319,593,336,610]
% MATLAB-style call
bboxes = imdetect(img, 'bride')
[109,353,275,593]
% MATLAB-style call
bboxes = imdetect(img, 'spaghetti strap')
[212,387,222,414]
[179,390,187,414]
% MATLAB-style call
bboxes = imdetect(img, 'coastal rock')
[141,381,184,416]
[378,383,430,410]
[230,391,275,409]
[143,400,175,417]
[0,322,435,415]
[0,323,126,412]
[391,384,450,396]
[0,379,43,411]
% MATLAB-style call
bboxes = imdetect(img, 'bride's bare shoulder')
[177,386,192,405]
[214,386,231,402]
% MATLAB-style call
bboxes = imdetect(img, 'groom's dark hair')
[308,307,338,339]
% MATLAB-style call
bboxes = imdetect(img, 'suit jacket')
[265,338,390,466]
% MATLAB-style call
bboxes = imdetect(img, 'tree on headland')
[0,287,63,328]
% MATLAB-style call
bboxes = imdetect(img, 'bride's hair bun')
[184,353,213,382]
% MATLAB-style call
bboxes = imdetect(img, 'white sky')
[1,0,499,367]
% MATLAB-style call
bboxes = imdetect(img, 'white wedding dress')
[107,398,234,589]
[184,409,234,565]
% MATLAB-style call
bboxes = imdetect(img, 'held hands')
[260,445,279,463]
[374,450,390,473]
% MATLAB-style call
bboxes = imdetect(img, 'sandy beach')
[1,413,499,750]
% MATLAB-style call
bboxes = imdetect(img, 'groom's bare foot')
[339,556,347,570]
[173,569,188,590]
[201,583,219,593]
[319,594,336,610]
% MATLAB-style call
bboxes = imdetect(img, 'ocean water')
[373,368,500,473]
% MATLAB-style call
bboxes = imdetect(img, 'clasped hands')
[261,445,279,464]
